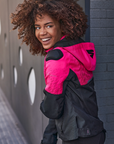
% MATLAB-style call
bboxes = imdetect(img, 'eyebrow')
[34,22,53,26]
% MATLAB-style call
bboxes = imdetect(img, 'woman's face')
[35,14,62,49]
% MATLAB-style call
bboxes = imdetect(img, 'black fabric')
[46,49,63,61]
[40,69,104,141]
[53,37,85,48]
[54,70,103,141]
[86,50,94,58]
[41,119,58,144]
[62,131,106,144]
[40,90,64,119]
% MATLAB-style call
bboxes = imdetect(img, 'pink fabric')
[44,42,96,95]
[60,35,66,40]
[64,42,96,71]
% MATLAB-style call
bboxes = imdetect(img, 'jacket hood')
[54,38,96,71]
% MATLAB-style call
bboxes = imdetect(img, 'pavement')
[0,88,30,144]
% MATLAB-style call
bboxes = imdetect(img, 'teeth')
[42,38,50,42]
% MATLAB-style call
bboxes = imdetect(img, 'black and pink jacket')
[40,36,104,143]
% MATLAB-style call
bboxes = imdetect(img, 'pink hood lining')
[62,42,96,71]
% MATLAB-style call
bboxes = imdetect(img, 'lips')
[41,38,51,45]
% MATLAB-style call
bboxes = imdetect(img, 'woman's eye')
[35,27,40,30]
[47,25,53,28]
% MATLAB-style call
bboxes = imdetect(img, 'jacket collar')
[53,37,84,48]
[45,36,66,53]
[45,36,84,53]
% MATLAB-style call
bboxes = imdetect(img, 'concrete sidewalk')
[0,88,30,144]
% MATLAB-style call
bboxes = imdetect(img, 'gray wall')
[0,0,45,143]
[0,0,11,103]
[90,0,114,144]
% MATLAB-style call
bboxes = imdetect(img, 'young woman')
[11,0,106,144]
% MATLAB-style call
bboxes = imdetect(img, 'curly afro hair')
[11,0,88,55]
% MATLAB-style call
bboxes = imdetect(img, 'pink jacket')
[44,37,96,95]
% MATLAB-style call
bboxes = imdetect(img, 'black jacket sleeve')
[41,119,58,144]
[40,89,65,119]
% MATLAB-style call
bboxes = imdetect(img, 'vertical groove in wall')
[7,0,12,105]
[85,0,90,42]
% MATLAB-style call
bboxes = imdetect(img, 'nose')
[40,27,47,35]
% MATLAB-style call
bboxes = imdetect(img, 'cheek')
[56,26,62,36]
[56,30,62,40]
[52,28,60,38]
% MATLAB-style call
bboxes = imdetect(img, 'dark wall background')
[90,1,114,144]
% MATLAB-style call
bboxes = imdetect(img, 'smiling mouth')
[41,38,51,45]
[42,38,51,42]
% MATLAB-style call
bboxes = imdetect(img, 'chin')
[43,46,50,50]
[43,45,53,50]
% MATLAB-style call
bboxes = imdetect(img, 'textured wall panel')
[0,0,11,103]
